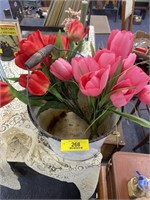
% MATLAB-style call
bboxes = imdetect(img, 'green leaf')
[84,108,109,135]
[75,40,84,53]
[37,101,67,116]
[96,110,111,125]
[42,65,51,79]
[90,41,95,56]
[104,61,122,95]
[98,93,110,108]
[66,41,75,61]
[66,81,79,100]
[51,30,66,60]
[29,95,56,101]
[112,60,123,81]
[67,40,83,61]
[100,61,122,102]
[110,109,150,128]
[110,86,136,95]
[48,86,63,101]
[7,77,19,82]
[7,82,44,106]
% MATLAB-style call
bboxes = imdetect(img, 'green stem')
[83,108,109,137]
[80,0,89,26]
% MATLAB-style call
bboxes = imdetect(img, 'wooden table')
[98,152,150,199]
[90,15,111,34]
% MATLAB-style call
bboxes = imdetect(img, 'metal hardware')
[25,44,54,69]
[112,125,120,148]
[106,158,112,176]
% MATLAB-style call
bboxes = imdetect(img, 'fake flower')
[67,19,89,42]
[15,30,69,70]
[138,85,150,105]
[107,29,134,59]
[19,70,50,95]
[0,81,15,107]
[0,20,150,140]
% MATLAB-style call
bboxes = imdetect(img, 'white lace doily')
[0,127,102,199]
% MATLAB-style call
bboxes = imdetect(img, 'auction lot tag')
[61,139,89,152]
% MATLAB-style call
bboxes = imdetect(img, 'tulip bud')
[138,85,150,105]
[107,29,134,59]
[50,58,73,81]
[0,81,14,107]
[79,68,110,97]
[67,19,89,42]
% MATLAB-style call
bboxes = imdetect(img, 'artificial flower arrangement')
[1,18,150,140]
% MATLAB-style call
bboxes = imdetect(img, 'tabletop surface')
[90,15,111,34]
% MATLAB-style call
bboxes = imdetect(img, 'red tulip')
[50,58,73,81]
[18,74,28,88]
[79,68,110,97]
[138,85,150,105]
[94,49,121,77]
[19,70,50,95]
[106,29,134,59]
[15,30,69,70]
[71,56,100,82]
[0,81,14,107]
[67,19,89,42]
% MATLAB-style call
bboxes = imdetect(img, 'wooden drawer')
[98,152,150,199]
[98,164,108,199]
[106,152,150,199]
[101,124,125,161]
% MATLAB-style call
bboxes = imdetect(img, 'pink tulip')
[106,29,134,59]
[138,85,150,105]
[122,53,137,71]
[94,48,121,77]
[19,70,50,95]
[118,66,150,94]
[71,56,100,82]
[110,79,136,107]
[0,81,15,107]
[50,58,73,81]
[79,68,110,97]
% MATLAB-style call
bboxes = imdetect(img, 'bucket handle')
[25,44,54,69]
